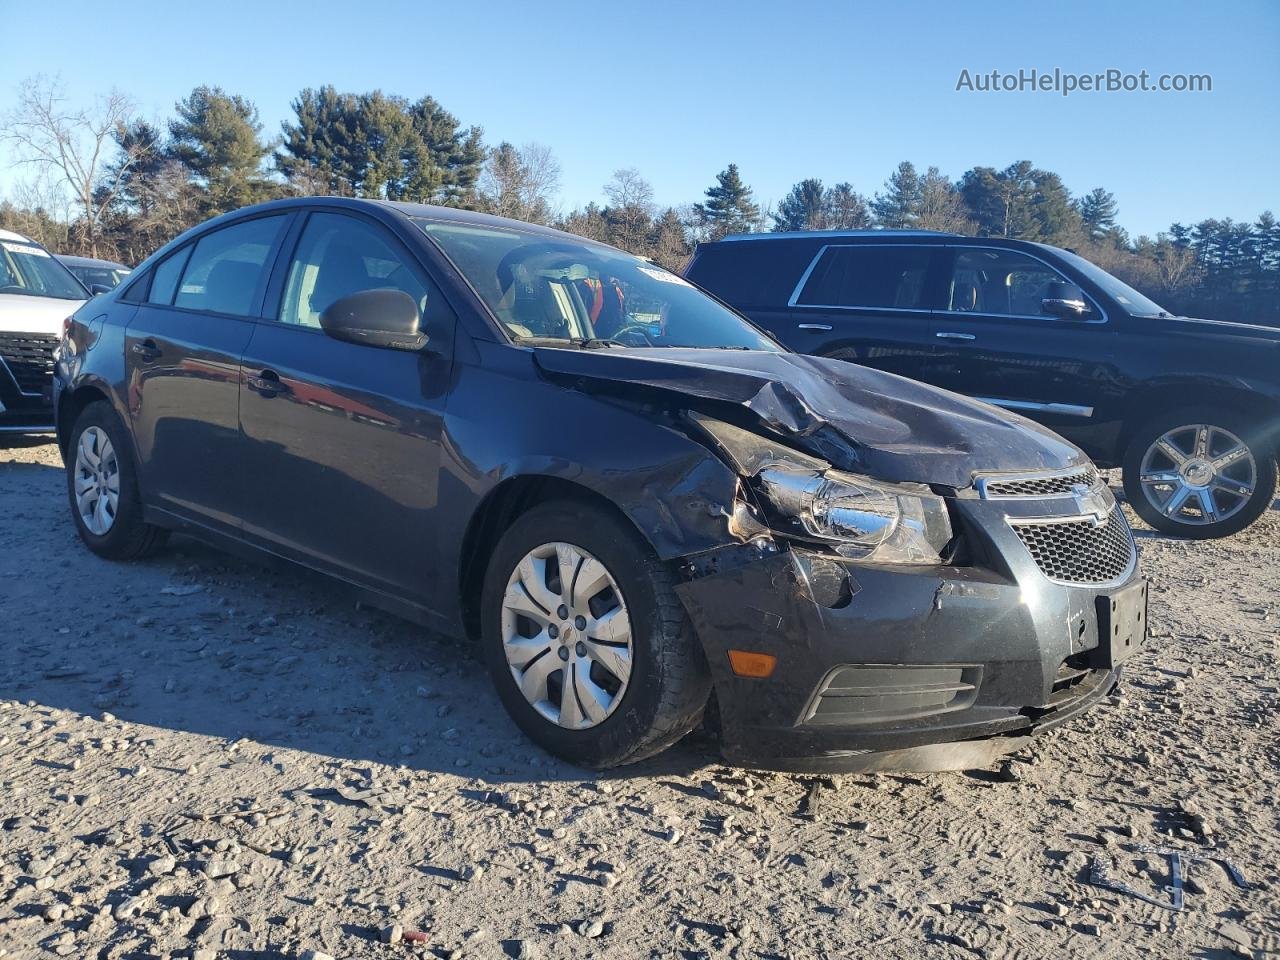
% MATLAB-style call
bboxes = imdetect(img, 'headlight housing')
[750,464,953,564]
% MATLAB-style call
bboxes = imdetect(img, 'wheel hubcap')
[500,541,633,730]
[74,426,120,536]
[1139,423,1256,526]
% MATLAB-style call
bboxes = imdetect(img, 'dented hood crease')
[532,347,1087,488]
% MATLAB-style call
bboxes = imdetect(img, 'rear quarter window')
[686,240,820,309]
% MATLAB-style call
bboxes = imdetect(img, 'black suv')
[686,232,1280,539]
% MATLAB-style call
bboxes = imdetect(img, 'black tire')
[480,500,711,768]
[66,401,169,560]
[1122,405,1277,539]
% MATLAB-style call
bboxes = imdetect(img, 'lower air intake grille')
[0,332,58,395]
[1010,508,1135,585]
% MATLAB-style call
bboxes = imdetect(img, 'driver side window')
[948,249,1070,318]
[279,213,432,330]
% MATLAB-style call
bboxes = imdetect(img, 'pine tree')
[1077,188,1119,241]
[169,86,275,215]
[693,164,760,239]
[871,162,921,228]
[772,178,827,231]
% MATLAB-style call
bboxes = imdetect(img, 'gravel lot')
[1,437,1277,960]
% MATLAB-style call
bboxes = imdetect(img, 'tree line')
[1,77,1275,326]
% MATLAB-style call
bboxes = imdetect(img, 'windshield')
[1051,247,1170,317]
[414,219,779,351]
[0,240,87,300]
[71,265,130,289]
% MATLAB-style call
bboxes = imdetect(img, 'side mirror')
[319,289,428,351]
[90,284,113,296]
[1041,281,1091,319]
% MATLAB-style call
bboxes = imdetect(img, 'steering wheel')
[607,323,657,347]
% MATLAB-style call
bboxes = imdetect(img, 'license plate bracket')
[1094,579,1148,668]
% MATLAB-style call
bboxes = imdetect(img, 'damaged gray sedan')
[53,198,1147,772]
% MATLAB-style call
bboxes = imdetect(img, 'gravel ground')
[1,437,1277,960]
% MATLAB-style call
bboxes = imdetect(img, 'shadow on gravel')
[0,455,717,785]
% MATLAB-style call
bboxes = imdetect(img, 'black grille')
[982,467,1098,498]
[0,332,58,395]
[1010,508,1135,584]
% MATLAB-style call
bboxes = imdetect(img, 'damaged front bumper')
[674,497,1144,773]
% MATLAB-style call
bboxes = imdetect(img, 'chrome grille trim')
[1008,507,1137,587]
[977,466,1100,500]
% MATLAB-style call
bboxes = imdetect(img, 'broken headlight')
[751,465,953,564]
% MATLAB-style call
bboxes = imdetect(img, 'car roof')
[198,196,619,251]
[55,254,130,270]
[0,228,37,244]
[718,229,958,242]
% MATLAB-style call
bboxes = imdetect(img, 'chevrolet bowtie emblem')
[1071,483,1111,524]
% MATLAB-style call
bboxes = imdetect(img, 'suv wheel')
[66,401,169,560]
[1122,406,1277,539]
[480,500,710,768]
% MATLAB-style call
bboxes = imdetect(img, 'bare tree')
[603,168,655,253]
[477,141,561,224]
[0,76,142,255]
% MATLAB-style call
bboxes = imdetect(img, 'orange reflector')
[727,650,777,679]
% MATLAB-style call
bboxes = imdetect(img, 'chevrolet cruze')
[53,198,1147,772]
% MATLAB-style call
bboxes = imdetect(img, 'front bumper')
[0,331,57,434]
[675,496,1143,773]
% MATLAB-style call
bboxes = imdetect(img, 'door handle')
[797,323,833,332]
[131,338,161,362]
[935,331,977,341]
[246,369,289,397]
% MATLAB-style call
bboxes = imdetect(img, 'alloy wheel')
[74,426,121,536]
[1138,423,1257,527]
[500,541,633,730]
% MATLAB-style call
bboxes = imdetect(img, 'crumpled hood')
[0,293,84,334]
[533,347,1087,488]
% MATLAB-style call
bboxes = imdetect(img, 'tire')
[66,401,169,560]
[1122,405,1277,539]
[480,500,711,768]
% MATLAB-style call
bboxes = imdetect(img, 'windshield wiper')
[571,337,629,349]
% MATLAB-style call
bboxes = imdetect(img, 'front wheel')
[1122,407,1277,539]
[480,500,710,768]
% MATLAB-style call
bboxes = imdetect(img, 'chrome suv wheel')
[1123,407,1277,540]
[480,500,711,768]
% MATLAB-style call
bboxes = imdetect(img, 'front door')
[124,213,290,530]
[928,245,1115,437]
[237,210,455,605]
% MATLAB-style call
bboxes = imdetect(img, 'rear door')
[237,209,456,604]
[124,213,292,530]
[787,243,947,381]
[928,245,1113,432]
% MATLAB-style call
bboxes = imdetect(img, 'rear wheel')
[480,500,710,768]
[66,401,169,560]
[1122,406,1276,539]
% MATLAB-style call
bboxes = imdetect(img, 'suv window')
[174,216,286,316]
[948,248,1069,317]
[278,213,433,330]
[796,246,932,310]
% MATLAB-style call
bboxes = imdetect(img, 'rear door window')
[146,247,192,305]
[173,215,287,316]
[796,246,934,310]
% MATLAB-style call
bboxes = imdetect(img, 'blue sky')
[1,0,1276,237]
